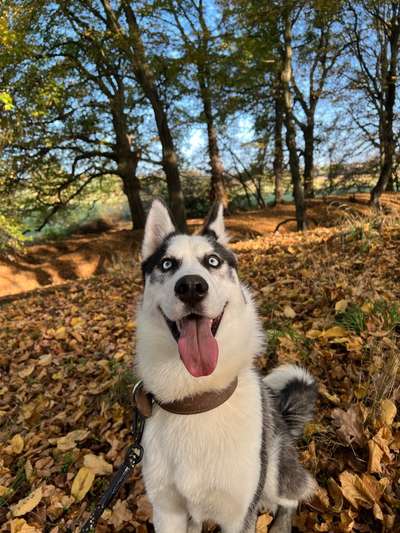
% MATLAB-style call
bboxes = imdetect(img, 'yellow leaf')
[339,471,385,510]
[368,427,392,474]
[10,519,42,533]
[321,326,348,338]
[380,399,397,426]
[361,302,373,314]
[18,365,34,379]
[71,317,84,328]
[327,477,343,512]
[71,467,95,501]
[10,434,24,454]
[283,305,296,319]
[373,502,384,521]
[345,336,363,353]
[83,454,113,476]
[256,513,273,531]
[38,354,52,366]
[0,485,12,497]
[49,429,89,452]
[306,329,322,339]
[55,326,67,340]
[25,459,34,483]
[368,438,384,473]
[335,299,349,313]
[11,487,43,517]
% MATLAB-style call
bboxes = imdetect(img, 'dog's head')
[137,200,262,388]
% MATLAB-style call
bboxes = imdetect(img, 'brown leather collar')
[134,377,238,417]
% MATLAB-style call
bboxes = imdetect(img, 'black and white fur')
[136,200,317,533]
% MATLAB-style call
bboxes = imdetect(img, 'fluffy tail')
[263,364,317,439]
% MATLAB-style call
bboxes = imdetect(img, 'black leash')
[79,381,146,533]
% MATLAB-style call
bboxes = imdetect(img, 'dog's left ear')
[142,199,176,260]
[201,203,229,245]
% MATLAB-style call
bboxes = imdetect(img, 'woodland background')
[0,1,400,533]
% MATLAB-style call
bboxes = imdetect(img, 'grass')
[373,300,400,330]
[336,304,366,335]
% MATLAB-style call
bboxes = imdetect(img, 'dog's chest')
[141,374,263,519]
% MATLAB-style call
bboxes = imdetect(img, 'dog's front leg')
[268,505,295,533]
[187,516,202,533]
[152,491,188,533]
[153,506,188,533]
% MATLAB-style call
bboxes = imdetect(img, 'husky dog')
[136,200,317,533]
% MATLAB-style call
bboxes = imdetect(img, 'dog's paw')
[268,506,293,533]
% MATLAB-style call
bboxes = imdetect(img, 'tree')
[280,2,305,230]
[273,78,284,204]
[162,0,228,207]
[290,2,345,198]
[346,0,400,206]
[1,1,150,231]
[99,0,187,230]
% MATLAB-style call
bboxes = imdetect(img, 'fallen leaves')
[71,467,95,502]
[8,434,24,454]
[339,471,388,520]
[49,429,90,452]
[331,404,367,446]
[83,453,113,476]
[10,519,42,533]
[0,214,399,532]
[379,399,397,426]
[283,304,296,318]
[256,513,273,531]
[10,487,43,517]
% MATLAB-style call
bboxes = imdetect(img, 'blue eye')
[160,258,173,272]
[207,255,221,268]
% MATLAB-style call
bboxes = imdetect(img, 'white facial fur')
[143,234,233,322]
[136,200,264,401]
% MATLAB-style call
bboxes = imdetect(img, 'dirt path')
[1,194,399,299]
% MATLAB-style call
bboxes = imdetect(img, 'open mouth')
[163,310,224,342]
[161,307,226,378]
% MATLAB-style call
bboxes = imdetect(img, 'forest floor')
[2,192,400,300]
[0,193,400,532]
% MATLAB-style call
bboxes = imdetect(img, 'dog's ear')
[201,203,228,245]
[142,199,176,260]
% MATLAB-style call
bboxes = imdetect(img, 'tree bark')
[370,11,400,207]
[119,154,145,230]
[303,120,315,198]
[273,84,284,204]
[111,84,145,230]
[281,8,305,231]
[198,70,227,207]
[118,0,187,231]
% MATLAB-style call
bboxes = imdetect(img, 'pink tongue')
[178,317,219,377]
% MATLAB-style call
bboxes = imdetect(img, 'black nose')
[175,275,209,305]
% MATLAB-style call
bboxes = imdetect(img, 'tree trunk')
[273,85,284,204]
[370,14,400,207]
[121,1,187,231]
[198,70,228,207]
[303,120,315,198]
[119,155,145,230]
[386,175,395,192]
[281,8,305,231]
[110,83,146,231]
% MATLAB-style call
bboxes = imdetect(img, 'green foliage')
[373,300,400,331]
[0,92,14,111]
[0,213,26,251]
[336,304,366,335]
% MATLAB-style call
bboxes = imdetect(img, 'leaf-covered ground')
[0,213,399,533]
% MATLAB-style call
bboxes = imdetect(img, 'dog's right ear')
[201,203,229,245]
[142,199,176,260]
